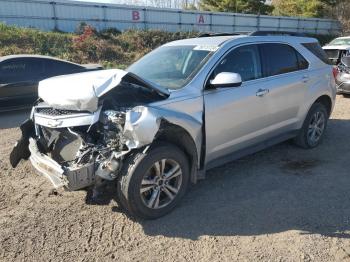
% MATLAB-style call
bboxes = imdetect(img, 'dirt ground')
[1,95,350,262]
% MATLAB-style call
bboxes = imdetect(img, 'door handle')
[256,88,269,97]
[302,75,310,83]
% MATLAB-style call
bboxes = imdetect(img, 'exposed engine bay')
[10,73,169,190]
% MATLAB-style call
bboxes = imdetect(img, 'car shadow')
[85,118,350,240]
[0,109,31,129]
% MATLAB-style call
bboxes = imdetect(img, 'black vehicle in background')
[0,55,102,111]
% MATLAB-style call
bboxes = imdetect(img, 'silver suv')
[10,33,336,219]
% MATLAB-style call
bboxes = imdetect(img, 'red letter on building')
[132,11,140,21]
[198,15,205,24]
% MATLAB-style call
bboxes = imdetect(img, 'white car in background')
[323,36,350,64]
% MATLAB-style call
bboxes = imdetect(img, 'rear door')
[258,43,310,136]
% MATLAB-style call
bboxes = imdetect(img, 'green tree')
[272,0,327,18]
[199,0,274,15]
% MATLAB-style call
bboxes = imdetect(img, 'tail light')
[332,66,339,79]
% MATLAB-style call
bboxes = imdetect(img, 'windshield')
[329,38,350,46]
[127,45,214,90]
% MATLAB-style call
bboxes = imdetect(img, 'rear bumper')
[28,138,96,190]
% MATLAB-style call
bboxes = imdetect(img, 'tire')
[116,142,190,219]
[294,102,328,149]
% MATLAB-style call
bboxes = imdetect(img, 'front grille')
[324,49,339,59]
[36,107,90,116]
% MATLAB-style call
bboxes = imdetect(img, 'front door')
[204,44,272,164]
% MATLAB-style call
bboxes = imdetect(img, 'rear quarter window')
[297,52,309,70]
[302,42,332,65]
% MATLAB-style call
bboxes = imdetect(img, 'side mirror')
[341,56,350,67]
[210,72,242,88]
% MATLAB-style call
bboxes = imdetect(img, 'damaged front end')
[10,69,170,190]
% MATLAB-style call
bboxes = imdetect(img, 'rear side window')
[260,43,303,77]
[0,58,44,83]
[302,42,332,65]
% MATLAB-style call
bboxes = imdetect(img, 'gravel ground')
[1,95,350,261]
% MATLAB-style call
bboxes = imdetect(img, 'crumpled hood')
[39,69,127,112]
[38,69,169,112]
[323,45,350,50]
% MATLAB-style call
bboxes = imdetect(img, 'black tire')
[294,102,328,149]
[116,142,190,219]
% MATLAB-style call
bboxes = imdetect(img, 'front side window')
[44,60,84,77]
[127,45,214,90]
[212,44,262,82]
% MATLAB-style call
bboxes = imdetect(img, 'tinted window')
[0,58,44,83]
[261,44,300,77]
[302,42,332,65]
[297,52,309,70]
[213,44,262,81]
[44,60,84,77]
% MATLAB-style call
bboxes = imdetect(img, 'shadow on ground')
[87,118,350,239]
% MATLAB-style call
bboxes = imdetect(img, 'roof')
[165,35,317,48]
[0,54,82,66]
[164,35,246,47]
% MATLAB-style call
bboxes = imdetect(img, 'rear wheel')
[294,103,328,149]
[117,143,190,219]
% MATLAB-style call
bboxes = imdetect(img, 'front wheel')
[294,103,328,149]
[117,143,190,219]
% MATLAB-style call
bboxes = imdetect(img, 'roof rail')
[198,32,243,37]
[249,31,306,37]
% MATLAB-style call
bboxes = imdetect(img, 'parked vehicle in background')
[0,55,102,111]
[323,36,350,65]
[10,32,336,219]
[334,56,350,96]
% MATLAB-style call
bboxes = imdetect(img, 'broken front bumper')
[28,138,95,190]
[28,137,66,188]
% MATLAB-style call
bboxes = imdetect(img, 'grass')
[0,23,337,68]
[0,23,198,68]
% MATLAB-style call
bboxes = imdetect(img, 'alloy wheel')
[140,159,183,209]
[307,111,326,146]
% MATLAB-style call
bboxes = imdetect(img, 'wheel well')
[315,95,332,116]
[153,121,199,184]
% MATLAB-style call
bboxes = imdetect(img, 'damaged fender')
[123,105,202,167]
